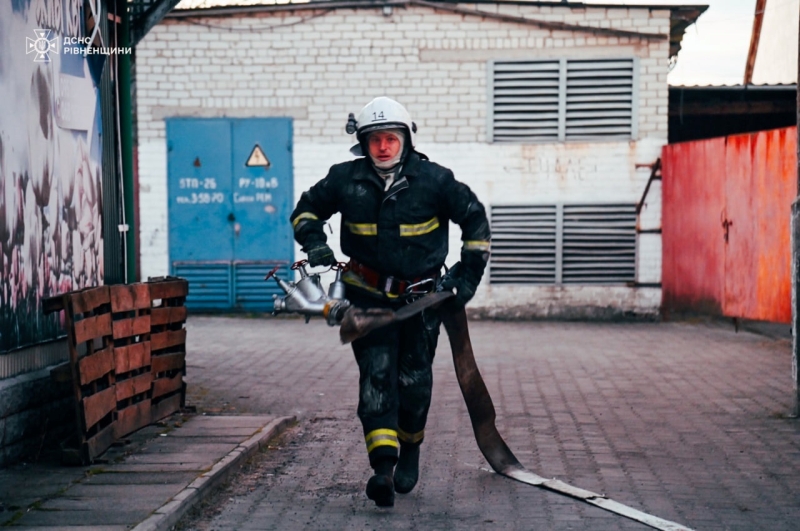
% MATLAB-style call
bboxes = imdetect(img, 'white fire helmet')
[347,97,417,156]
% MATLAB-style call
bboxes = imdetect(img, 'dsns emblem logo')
[26,29,59,63]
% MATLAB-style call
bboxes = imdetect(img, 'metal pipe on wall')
[119,0,137,283]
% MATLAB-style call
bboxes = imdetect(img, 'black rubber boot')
[366,458,395,507]
[393,444,420,494]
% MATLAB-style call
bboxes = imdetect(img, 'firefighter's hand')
[440,262,479,307]
[305,242,337,267]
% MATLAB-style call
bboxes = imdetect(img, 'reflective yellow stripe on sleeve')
[463,240,490,252]
[365,428,399,453]
[397,427,425,444]
[399,216,440,237]
[292,212,318,228]
[345,221,378,236]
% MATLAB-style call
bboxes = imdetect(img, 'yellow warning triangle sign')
[246,144,271,168]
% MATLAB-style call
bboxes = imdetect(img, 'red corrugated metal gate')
[662,127,797,323]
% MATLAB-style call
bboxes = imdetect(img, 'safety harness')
[344,259,438,299]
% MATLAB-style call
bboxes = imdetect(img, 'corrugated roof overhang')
[167,0,708,58]
[130,0,185,45]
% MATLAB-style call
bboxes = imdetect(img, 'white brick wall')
[136,3,671,316]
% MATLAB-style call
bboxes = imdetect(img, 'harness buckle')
[384,277,395,294]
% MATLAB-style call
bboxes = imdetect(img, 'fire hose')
[267,262,693,531]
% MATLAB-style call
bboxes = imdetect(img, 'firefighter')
[290,97,490,507]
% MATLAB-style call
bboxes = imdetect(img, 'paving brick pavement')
[177,315,800,531]
[0,414,293,530]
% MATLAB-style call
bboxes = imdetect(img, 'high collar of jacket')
[353,151,427,186]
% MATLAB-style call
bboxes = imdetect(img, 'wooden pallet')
[111,284,153,441]
[64,286,116,463]
[43,278,189,464]
[148,278,188,423]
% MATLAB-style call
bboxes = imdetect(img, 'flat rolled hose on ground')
[437,300,694,531]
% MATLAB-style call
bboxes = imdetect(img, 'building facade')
[136,1,702,318]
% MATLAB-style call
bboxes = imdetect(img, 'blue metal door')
[167,118,293,311]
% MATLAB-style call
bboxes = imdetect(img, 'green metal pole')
[119,0,137,283]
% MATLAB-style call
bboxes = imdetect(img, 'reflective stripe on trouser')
[349,288,441,466]
[398,427,425,445]
[365,429,399,453]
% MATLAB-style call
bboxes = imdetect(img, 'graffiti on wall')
[0,0,104,352]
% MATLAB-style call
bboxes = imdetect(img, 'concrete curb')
[130,415,296,531]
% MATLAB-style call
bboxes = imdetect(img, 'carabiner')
[404,278,435,296]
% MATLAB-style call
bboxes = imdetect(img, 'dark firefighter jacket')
[290,151,491,282]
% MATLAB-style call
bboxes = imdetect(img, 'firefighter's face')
[367,131,402,162]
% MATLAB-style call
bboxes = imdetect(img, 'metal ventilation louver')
[562,204,636,284]
[491,61,561,142]
[490,58,636,143]
[173,262,231,309]
[234,262,290,310]
[565,60,635,140]
[490,204,637,285]
[489,205,557,284]
[172,261,290,311]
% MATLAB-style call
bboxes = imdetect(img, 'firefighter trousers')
[348,290,441,468]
